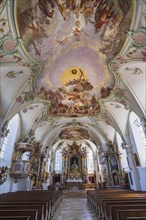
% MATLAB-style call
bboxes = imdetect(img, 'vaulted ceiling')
[0,0,146,152]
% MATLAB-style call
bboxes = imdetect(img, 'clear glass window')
[87,149,94,173]
[55,149,62,173]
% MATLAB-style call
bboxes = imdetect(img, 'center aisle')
[52,191,98,220]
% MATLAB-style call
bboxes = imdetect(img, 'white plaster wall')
[129,126,145,191]
[0,114,31,193]
[11,177,31,192]
[129,113,146,167]
[138,167,146,191]
[0,114,20,194]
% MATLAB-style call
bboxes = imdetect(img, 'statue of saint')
[122,168,127,179]
[103,168,107,178]
[71,159,79,172]
[113,173,119,185]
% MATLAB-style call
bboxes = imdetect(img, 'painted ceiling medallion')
[2,39,16,52]
[132,29,146,47]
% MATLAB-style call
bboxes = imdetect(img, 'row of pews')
[87,189,146,220]
[0,189,62,220]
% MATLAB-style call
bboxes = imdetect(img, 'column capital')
[121,143,133,154]
[121,143,132,149]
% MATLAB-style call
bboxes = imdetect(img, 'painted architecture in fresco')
[16,0,133,116]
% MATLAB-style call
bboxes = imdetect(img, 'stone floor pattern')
[52,196,98,220]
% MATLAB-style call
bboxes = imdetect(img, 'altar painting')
[31,156,40,175]
[109,155,118,172]
[112,172,120,185]
[70,156,80,172]
[24,162,32,175]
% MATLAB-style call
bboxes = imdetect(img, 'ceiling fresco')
[59,127,89,141]
[16,0,133,117]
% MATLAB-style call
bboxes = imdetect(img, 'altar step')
[106,185,124,190]
[52,197,98,220]
[63,190,87,198]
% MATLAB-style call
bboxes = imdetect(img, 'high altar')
[61,141,87,190]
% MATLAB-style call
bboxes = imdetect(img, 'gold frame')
[108,154,119,173]
[31,155,41,175]
[69,155,81,172]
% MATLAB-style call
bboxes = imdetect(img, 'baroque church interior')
[0,0,146,219]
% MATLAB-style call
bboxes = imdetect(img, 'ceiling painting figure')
[37,67,101,116]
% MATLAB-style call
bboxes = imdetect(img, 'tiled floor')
[52,192,98,220]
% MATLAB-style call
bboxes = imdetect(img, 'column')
[61,157,64,183]
[122,144,141,190]
[95,150,101,184]
[103,154,111,186]
[64,157,68,181]
[82,157,87,182]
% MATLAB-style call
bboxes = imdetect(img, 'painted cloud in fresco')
[59,127,89,141]
[17,0,133,116]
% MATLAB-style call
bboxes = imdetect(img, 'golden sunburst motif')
[61,67,88,85]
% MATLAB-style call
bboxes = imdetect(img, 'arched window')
[87,148,94,173]
[55,149,62,173]
[0,121,12,158]
[0,114,20,166]
[133,117,146,147]
[129,112,146,167]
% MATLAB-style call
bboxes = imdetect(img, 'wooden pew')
[0,205,44,220]
[0,190,62,220]
[106,204,146,220]
[117,209,146,220]
[0,190,62,218]
[127,217,146,220]
[87,189,146,220]
[0,217,30,220]
[3,190,62,213]
[103,200,146,220]
[99,196,146,220]
[0,198,50,220]
[0,210,38,220]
